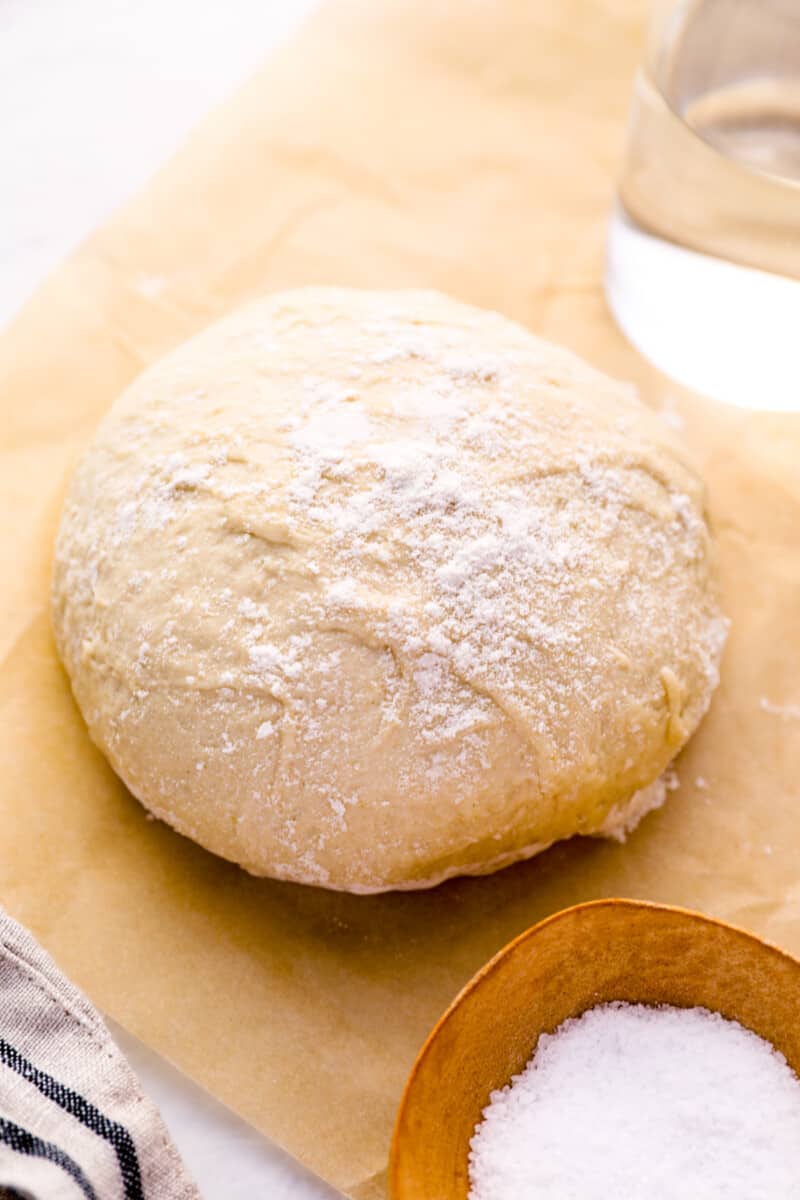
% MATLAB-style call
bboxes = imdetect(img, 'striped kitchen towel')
[0,907,198,1200]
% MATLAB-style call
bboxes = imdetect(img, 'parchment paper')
[1,2,799,1196]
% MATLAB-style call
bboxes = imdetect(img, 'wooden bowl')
[390,899,800,1200]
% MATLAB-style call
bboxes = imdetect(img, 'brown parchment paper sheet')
[1,1,799,1196]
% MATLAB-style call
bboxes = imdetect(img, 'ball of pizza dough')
[52,288,727,891]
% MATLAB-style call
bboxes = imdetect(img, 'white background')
[2,1,343,1196]
[0,0,317,323]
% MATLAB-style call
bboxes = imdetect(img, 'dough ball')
[52,288,727,892]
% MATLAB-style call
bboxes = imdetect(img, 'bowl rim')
[389,896,800,1197]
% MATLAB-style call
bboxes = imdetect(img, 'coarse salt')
[468,1002,800,1199]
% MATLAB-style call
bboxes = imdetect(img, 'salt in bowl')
[389,898,800,1199]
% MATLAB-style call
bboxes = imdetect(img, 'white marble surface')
[0,0,317,323]
[111,1021,340,1199]
[2,2,345,1195]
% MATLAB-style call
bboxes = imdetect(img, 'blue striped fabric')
[0,908,198,1200]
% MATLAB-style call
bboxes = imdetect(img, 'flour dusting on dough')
[52,288,727,891]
